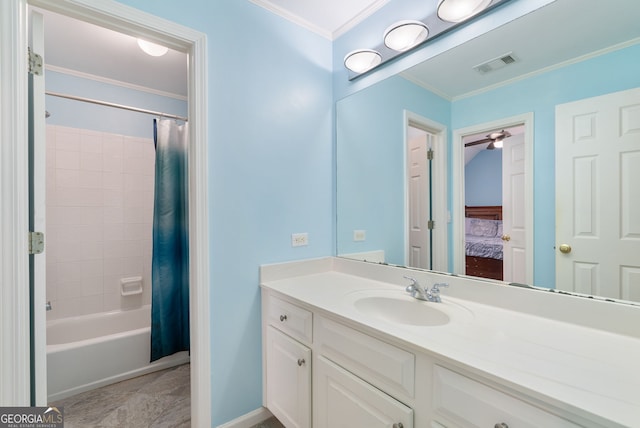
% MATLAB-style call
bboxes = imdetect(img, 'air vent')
[473,52,518,74]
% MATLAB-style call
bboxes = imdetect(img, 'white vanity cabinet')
[432,365,583,428]
[264,295,312,428]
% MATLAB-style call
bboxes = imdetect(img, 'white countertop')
[261,258,640,428]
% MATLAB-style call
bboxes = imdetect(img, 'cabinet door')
[266,326,311,428]
[315,356,413,428]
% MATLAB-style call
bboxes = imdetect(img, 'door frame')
[0,1,211,426]
[451,112,534,283]
[403,111,448,272]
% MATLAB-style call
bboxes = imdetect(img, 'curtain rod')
[45,91,188,122]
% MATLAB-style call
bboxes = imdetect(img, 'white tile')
[103,292,120,312]
[124,137,146,158]
[103,206,124,224]
[55,169,80,188]
[80,259,103,278]
[102,155,123,173]
[57,225,83,243]
[46,280,57,302]
[80,207,103,225]
[77,224,103,242]
[124,173,154,192]
[56,150,80,170]
[50,206,83,226]
[124,223,151,241]
[124,190,153,208]
[103,135,124,156]
[102,172,124,191]
[80,152,103,172]
[80,241,104,260]
[124,206,149,224]
[102,274,122,294]
[56,241,84,262]
[78,188,103,207]
[46,148,56,171]
[142,239,153,256]
[56,260,82,283]
[82,276,103,297]
[80,130,103,153]
[124,156,155,175]
[103,224,124,241]
[57,279,82,299]
[103,189,123,207]
[103,241,125,258]
[46,126,56,149]
[79,170,102,189]
[103,257,125,276]
[78,295,104,315]
[56,130,81,152]
[123,256,143,276]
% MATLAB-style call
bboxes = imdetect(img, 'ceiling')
[37,0,640,102]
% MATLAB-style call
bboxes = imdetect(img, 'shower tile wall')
[45,125,155,320]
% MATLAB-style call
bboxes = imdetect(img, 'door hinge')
[28,47,43,76]
[427,149,434,160]
[427,220,435,230]
[29,232,44,255]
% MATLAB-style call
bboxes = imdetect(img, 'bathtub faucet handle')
[46,301,52,311]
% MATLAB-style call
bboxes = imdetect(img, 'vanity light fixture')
[384,20,429,52]
[137,38,169,57]
[437,0,493,23]
[343,0,510,79]
[344,49,382,73]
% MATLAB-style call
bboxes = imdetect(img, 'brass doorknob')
[501,235,511,242]
[559,243,572,254]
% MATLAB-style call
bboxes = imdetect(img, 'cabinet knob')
[494,423,509,428]
[392,424,403,428]
[279,314,287,322]
[297,358,305,366]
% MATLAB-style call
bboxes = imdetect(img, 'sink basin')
[352,295,450,326]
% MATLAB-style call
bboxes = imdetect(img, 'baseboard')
[216,407,273,428]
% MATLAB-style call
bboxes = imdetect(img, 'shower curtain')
[150,118,189,362]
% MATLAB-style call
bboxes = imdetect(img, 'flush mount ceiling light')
[137,39,169,57]
[437,0,492,23]
[344,49,382,73]
[384,20,429,52]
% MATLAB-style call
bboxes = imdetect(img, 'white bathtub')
[47,305,190,401]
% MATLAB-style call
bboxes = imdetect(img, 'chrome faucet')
[403,276,449,302]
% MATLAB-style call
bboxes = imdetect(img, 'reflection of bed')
[465,205,503,280]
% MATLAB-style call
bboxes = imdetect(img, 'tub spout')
[46,301,52,311]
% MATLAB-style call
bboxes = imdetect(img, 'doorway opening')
[452,113,533,284]
[404,111,448,272]
[10,0,211,425]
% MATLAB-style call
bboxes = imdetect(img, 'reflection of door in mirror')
[463,124,527,283]
[407,125,433,269]
[556,87,640,302]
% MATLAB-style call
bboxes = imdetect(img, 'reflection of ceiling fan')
[464,130,512,150]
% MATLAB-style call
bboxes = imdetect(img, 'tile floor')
[50,363,285,427]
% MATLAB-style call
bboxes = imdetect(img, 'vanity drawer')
[267,295,313,344]
[433,365,582,428]
[315,316,415,399]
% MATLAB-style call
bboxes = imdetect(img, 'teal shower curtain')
[150,118,190,362]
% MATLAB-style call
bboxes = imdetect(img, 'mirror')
[336,0,640,304]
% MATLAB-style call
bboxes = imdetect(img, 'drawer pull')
[297,358,306,366]
[279,314,287,322]
[494,424,509,428]
[392,423,403,428]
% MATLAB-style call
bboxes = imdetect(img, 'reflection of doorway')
[452,113,533,284]
[404,112,448,272]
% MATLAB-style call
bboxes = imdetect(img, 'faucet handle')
[431,283,449,293]
[403,275,419,292]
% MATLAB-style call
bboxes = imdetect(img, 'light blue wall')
[336,75,449,264]
[465,150,502,206]
[452,43,640,288]
[57,1,333,425]
[45,70,187,138]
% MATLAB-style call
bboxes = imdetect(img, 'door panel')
[29,8,47,405]
[556,87,640,300]
[407,128,430,269]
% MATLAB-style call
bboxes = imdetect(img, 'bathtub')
[47,305,190,401]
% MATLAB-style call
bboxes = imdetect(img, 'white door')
[556,87,640,301]
[29,9,48,405]
[502,134,526,283]
[407,127,431,269]
[266,326,311,428]
[314,356,413,428]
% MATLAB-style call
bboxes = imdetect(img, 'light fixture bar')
[345,0,513,80]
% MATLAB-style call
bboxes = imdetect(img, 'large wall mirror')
[336,0,640,305]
